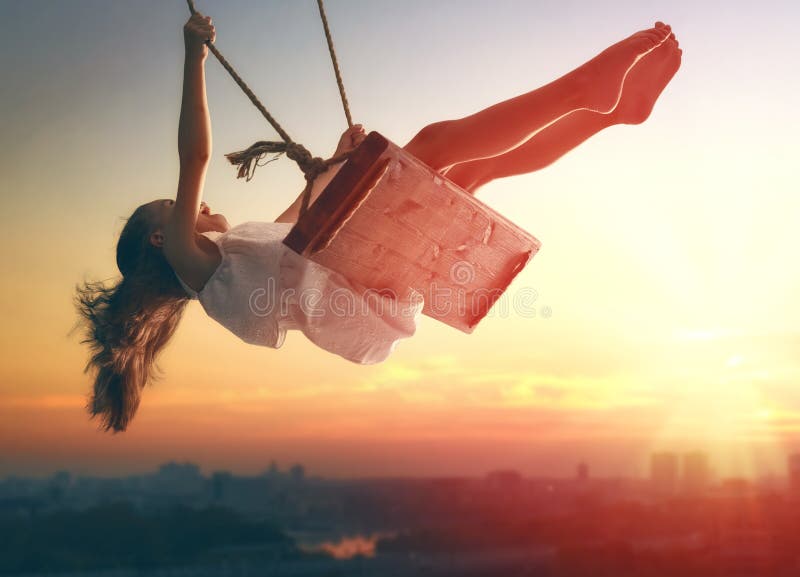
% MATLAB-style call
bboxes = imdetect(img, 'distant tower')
[577,462,589,482]
[289,464,305,483]
[788,454,800,494]
[211,471,232,501]
[265,460,280,478]
[650,452,678,495]
[682,452,710,495]
[48,471,72,504]
[155,461,204,496]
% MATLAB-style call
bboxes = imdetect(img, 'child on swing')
[76,13,681,431]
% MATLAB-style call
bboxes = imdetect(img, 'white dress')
[175,221,424,364]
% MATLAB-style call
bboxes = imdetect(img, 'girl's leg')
[445,31,682,193]
[404,24,671,171]
[443,109,613,192]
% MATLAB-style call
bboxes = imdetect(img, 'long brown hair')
[75,204,189,432]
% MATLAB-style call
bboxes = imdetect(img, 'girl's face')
[147,198,230,237]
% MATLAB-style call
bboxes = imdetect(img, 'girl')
[76,13,681,432]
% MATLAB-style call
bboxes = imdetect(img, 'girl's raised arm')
[165,13,215,250]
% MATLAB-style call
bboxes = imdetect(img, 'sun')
[646,331,786,479]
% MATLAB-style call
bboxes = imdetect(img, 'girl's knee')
[404,120,457,170]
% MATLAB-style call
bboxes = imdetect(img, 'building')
[485,469,523,491]
[788,453,800,494]
[650,452,678,496]
[151,461,205,497]
[577,462,589,482]
[682,452,710,495]
[289,464,305,483]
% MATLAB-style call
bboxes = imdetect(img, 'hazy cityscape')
[3,452,800,576]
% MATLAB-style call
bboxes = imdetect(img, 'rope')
[316,0,353,128]
[184,0,355,219]
[186,0,293,144]
[225,142,350,182]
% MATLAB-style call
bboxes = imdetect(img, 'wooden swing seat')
[284,132,541,333]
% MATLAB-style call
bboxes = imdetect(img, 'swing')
[187,0,541,333]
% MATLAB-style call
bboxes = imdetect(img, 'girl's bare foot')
[577,23,672,114]
[613,24,682,125]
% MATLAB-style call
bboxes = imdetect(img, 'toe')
[649,27,670,43]
[639,35,658,51]
[631,32,656,51]
[642,29,663,45]
[669,48,683,68]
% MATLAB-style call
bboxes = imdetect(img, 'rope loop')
[284,143,328,182]
[225,141,340,185]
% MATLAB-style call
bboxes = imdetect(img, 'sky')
[1,0,799,480]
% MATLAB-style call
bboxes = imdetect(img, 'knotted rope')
[185,0,354,218]
[226,142,351,215]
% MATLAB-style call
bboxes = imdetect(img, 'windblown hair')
[75,204,189,432]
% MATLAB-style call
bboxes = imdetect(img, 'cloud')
[356,354,660,412]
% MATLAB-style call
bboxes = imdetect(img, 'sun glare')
[647,331,786,478]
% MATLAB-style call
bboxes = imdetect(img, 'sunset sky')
[2,0,799,480]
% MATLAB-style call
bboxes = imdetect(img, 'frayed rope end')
[225,141,288,181]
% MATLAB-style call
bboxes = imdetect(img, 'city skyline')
[6,450,800,485]
[7,451,799,575]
